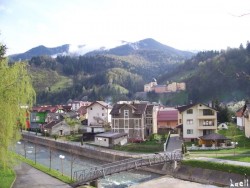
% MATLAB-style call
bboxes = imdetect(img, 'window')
[179,119,182,123]
[102,113,104,116]
[187,109,193,114]
[124,120,129,128]
[114,119,119,128]
[90,107,92,110]
[187,129,193,134]
[102,107,104,110]
[203,109,214,116]
[187,119,193,125]
[134,119,139,129]
[203,120,213,126]
[124,110,129,118]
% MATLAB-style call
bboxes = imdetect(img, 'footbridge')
[71,151,182,187]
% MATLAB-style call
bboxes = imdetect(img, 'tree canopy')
[0,43,36,169]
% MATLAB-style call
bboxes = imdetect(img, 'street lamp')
[44,129,47,138]
[59,154,65,176]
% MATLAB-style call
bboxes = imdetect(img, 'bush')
[150,134,163,142]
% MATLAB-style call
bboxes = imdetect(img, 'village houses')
[28,100,222,144]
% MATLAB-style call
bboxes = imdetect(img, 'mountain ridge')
[9,38,194,61]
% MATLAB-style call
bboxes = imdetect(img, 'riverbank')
[21,132,249,188]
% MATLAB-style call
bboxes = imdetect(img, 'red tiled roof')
[88,101,110,109]
[32,106,58,113]
[157,110,178,121]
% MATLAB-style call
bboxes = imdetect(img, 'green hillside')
[158,44,250,102]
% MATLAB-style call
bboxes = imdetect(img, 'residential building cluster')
[27,100,219,147]
[144,79,186,93]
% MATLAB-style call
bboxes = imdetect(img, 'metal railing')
[71,151,182,187]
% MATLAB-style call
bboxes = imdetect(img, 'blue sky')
[1,0,250,55]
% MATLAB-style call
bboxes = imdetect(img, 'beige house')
[177,103,217,141]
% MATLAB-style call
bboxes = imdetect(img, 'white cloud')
[1,0,250,55]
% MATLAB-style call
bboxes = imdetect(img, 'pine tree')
[0,43,36,169]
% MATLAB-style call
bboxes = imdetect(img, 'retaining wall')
[22,134,128,162]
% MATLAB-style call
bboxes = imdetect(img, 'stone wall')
[22,134,128,162]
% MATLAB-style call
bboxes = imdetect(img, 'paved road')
[166,134,183,152]
[13,163,72,188]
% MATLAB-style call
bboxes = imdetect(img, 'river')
[15,141,219,188]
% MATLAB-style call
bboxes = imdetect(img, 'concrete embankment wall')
[22,134,128,162]
[22,134,249,187]
[142,163,250,187]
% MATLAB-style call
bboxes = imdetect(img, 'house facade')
[110,101,149,141]
[145,104,159,136]
[44,120,71,136]
[157,108,178,134]
[177,103,217,141]
[242,103,250,138]
[87,101,111,127]
[236,107,244,130]
[68,100,91,111]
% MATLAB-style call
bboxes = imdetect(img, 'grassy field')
[0,167,15,188]
[114,140,164,153]
[215,156,250,162]
[50,76,73,92]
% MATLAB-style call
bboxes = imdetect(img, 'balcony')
[197,115,216,119]
[198,125,217,130]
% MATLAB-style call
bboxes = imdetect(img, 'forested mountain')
[9,44,70,61]
[159,43,250,103]
[85,38,193,59]
[9,38,193,61]
[11,38,250,105]
[8,38,193,105]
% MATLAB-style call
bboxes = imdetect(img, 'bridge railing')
[72,151,182,186]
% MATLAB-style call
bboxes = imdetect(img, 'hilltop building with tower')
[144,78,186,93]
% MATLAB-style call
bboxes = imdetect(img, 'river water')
[15,141,219,188]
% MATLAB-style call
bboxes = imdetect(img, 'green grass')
[50,76,73,92]
[114,140,164,153]
[216,156,250,162]
[182,159,250,175]
[59,134,82,142]
[14,154,73,184]
[0,167,15,188]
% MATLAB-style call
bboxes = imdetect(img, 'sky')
[1,0,250,55]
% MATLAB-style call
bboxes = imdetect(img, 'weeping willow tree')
[0,43,36,169]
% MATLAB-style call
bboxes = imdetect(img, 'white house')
[177,103,217,142]
[68,100,91,111]
[236,107,244,130]
[87,101,112,127]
